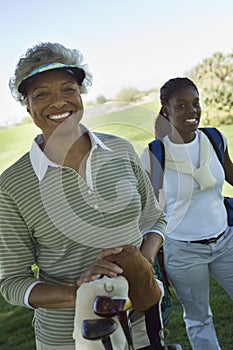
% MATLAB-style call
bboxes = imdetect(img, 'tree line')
[93,50,233,126]
[188,51,233,125]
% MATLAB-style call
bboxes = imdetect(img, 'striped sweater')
[0,132,166,346]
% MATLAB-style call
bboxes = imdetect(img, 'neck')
[41,126,91,167]
[168,130,196,144]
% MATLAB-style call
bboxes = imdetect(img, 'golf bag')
[74,274,165,349]
[74,275,129,350]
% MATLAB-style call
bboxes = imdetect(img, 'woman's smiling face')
[164,85,201,140]
[26,69,84,137]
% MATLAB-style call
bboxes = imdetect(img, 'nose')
[186,104,197,114]
[50,91,67,108]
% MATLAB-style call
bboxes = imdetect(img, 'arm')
[0,184,124,309]
[224,146,233,185]
[140,232,163,265]
[28,247,123,309]
[0,187,38,307]
[135,153,167,261]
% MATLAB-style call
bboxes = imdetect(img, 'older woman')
[0,42,166,350]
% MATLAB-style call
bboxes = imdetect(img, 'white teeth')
[186,119,196,122]
[48,112,70,120]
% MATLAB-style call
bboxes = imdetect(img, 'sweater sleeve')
[140,146,151,173]
[133,151,167,239]
[0,187,38,307]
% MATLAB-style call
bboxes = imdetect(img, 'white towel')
[165,132,216,190]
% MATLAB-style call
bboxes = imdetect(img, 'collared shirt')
[30,125,112,187]
[0,127,166,346]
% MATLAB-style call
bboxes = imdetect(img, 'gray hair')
[9,42,93,105]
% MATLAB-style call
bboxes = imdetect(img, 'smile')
[48,111,72,121]
[185,118,198,124]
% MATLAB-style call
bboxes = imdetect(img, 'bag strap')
[148,138,165,200]
[199,127,225,167]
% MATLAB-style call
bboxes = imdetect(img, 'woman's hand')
[77,247,123,288]
[28,247,124,309]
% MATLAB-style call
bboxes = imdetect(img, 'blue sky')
[1,0,233,125]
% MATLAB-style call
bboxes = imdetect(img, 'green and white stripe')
[0,132,166,345]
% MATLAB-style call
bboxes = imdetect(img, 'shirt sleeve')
[0,187,38,307]
[133,151,167,240]
[24,281,43,308]
[140,146,151,173]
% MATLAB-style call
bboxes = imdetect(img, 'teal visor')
[17,62,85,95]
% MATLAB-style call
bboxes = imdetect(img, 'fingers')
[77,273,101,288]
[95,259,123,275]
[97,246,123,259]
[77,248,124,288]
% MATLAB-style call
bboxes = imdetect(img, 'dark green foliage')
[188,51,233,126]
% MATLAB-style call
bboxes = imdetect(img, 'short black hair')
[160,77,199,106]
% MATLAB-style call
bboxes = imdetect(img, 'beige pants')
[36,339,75,350]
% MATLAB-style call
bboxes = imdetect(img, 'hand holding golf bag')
[104,244,162,312]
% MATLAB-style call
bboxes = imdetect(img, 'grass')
[168,276,233,350]
[0,275,232,350]
[0,103,233,349]
[0,123,40,173]
[0,296,35,350]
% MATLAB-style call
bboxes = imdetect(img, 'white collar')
[29,124,112,181]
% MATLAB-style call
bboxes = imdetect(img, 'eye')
[63,87,77,93]
[194,101,201,108]
[177,103,186,109]
[32,91,50,100]
[62,84,79,94]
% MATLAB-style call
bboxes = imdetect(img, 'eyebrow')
[176,97,199,102]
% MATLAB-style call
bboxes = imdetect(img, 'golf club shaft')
[102,336,114,350]
[118,313,134,350]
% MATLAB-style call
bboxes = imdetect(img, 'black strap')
[148,139,165,200]
[199,127,225,166]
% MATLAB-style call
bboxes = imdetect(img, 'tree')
[96,95,107,104]
[115,87,140,103]
[188,51,233,125]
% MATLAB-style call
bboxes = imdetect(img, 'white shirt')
[140,130,228,240]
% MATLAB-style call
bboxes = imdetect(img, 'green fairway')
[1,103,232,195]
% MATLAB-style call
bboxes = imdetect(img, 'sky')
[1,0,233,126]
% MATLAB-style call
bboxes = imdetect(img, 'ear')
[162,106,169,118]
[26,106,31,115]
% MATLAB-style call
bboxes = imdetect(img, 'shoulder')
[0,152,33,189]
[140,146,150,172]
[198,127,227,150]
[94,132,136,153]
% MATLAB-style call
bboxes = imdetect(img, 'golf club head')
[94,296,134,349]
[82,318,118,341]
[94,295,131,317]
